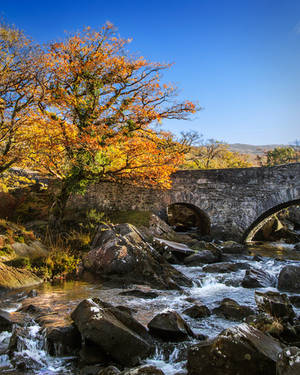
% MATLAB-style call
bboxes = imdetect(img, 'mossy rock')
[0,261,42,290]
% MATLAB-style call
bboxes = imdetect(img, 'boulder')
[152,238,195,262]
[71,299,153,366]
[294,243,300,251]
[212,298,255,321]
[79,342,109,366]
[11,240,48,259]
[187,323,284,375]
[221,242,249,254]
[241,268,276,288]
[255,291,295,322]
[115,306,137,316]
[104,306,152,342]
[79,339,111,366]
[277,347,300,375]
[246,313,300,346]
[0,261,41,290]
[140,214,177,240]
[0,309,15,332]
[83,223,192,289]
[203,262,250,273]
[8,326,28,355]
[45,324,82,356]
[278,266,300,293]
[245,313,284,336]
[18,302,50,316]
[147,311,194,341]
[183,250,221,266]
[183,304,211,319]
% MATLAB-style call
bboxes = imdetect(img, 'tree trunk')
[49,181,71,228]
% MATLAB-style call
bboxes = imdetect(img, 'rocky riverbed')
[0,224,300,375]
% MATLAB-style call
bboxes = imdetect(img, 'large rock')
[277,347,300,375]
[0,310,23,333]
[71,299,153,366]
[203,262,250,273]
[245,313,300,346]
[147,311,194,341]
[153,238,195,262]
[8,326,28,356]
[79,342,109,366]
[83,224,192,289]
[183,304,211,319]
[212,298,255,321]
[0,261,41,290]
[11,240,48,259]
[0,309,15,332]
[241,268,276,288]
[221,242,249,254]
[278,266,300,292]
[45,324,82,356]
[255,291,295,322]
[183,250,221,266]
[187,323,284,375]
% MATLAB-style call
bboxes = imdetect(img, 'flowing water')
[0,242,300,375]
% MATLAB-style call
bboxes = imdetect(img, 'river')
[0,242,299,375]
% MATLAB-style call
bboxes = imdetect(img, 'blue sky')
[1,0,300,145]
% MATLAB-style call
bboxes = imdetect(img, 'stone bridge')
[73,163,300,242]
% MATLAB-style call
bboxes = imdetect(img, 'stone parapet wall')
[69,163,300,240]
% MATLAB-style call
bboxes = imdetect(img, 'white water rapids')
[0,244,299,375]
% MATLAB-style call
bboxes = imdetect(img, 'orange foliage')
[23,24,198,219]
[0,24,44,175]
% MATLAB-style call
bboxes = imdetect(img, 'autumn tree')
[0,23,44,176]
[182,134,252,169]
[31,24,198,222]
[258,146,297,166]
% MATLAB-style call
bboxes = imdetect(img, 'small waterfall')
[145,346,186,375]
[0,322,74,375]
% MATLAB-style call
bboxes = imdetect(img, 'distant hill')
[227,143,285,156]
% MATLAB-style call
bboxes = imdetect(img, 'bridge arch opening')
[167,203,211,235]
[243,199,300,243]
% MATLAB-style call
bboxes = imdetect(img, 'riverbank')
[0,238,300,375]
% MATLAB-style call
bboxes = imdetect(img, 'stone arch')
[242,198,300,243]
[167,202,211,235]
